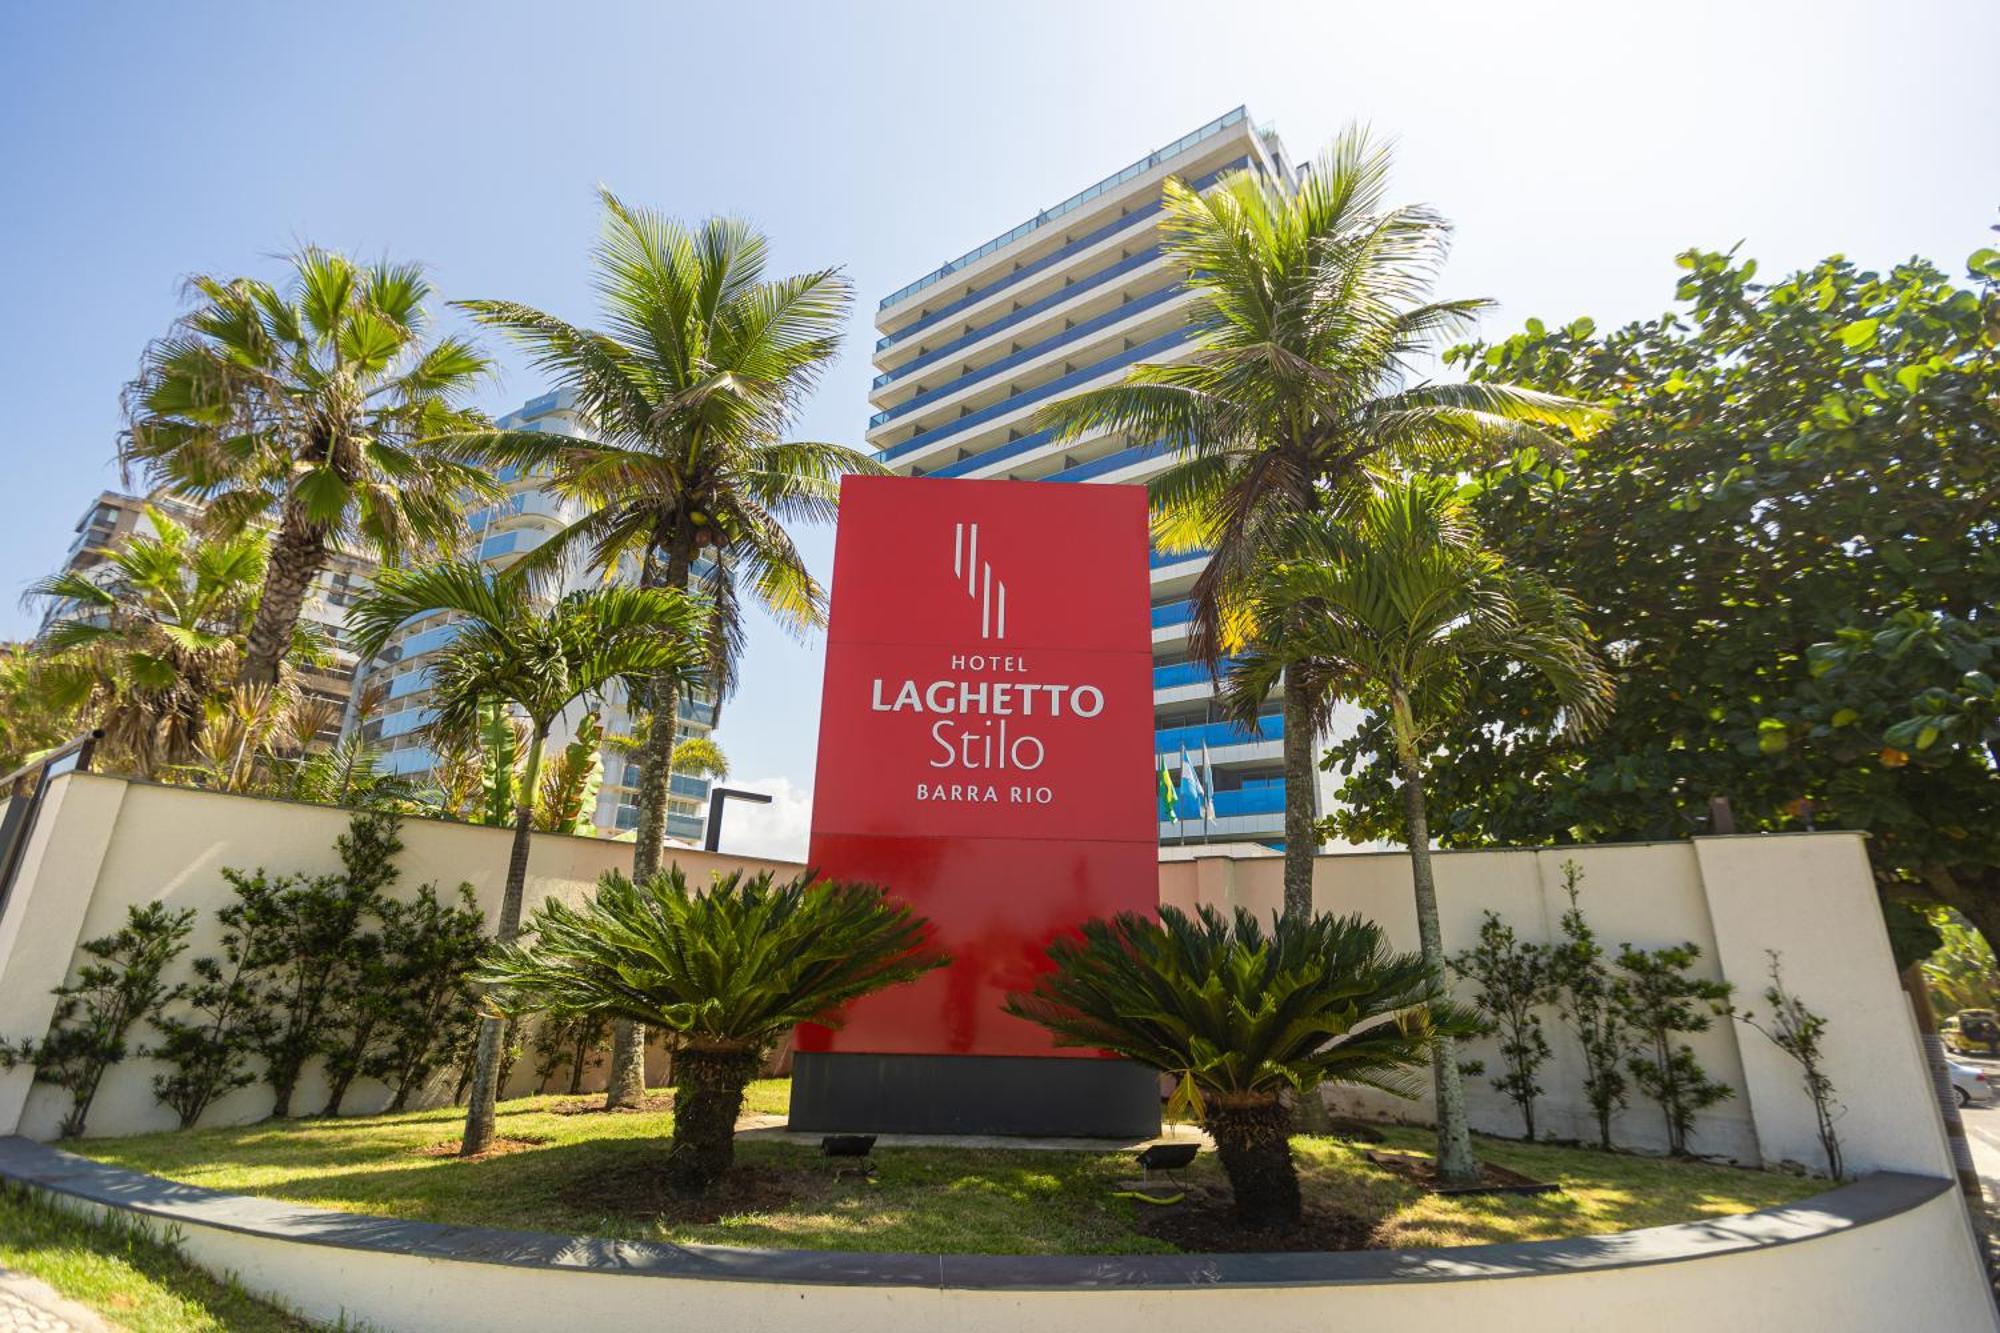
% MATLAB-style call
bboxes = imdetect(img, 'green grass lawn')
[68,1080,1825,1256]
[0,1181,318,1331]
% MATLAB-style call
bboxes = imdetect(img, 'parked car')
[1950,1060,1995,1108]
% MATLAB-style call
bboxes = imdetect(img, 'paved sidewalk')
[0,1270,109,1333]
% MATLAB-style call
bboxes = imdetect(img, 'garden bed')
[65,1079,1825,1256]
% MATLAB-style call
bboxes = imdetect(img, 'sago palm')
[348,562,710,1155]
[29,507,301,776]
[1038,126,1602,920]
[1005,904,1464,1227]
[451,190,880,1104]
[122,248,498,686]
[479,866,946,1187]
[1225,475,1613,1183]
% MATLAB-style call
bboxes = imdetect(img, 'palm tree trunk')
[1205,1097,1302,1227]
[1394,702,1478,1186]
[1277,676,1334,1134]
[462,728,544,1157]
[607,538,695,1109]
[666,1046,760,1190]
[1903,962,1982,1201]
[1279,675,1317,918]
[240,506,327,688]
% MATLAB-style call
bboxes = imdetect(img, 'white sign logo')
[953,521,1007,640]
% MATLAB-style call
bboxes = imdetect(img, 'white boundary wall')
[0,775,796,1139]
[12,1159,1992,1333]
[0,774,1963,1186]
[1163,835,1948,1179]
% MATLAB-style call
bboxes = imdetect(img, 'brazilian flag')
[1158,753,1179,822]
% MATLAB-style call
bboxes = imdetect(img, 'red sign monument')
[791,474,1161,1136]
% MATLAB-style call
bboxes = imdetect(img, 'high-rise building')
[348,389,717,843]
[53,490,375,726]
[866,107,1307,848]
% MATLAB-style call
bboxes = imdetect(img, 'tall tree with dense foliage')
[1323,246,2000,952]
[480,866,945,1187]
[29,508,296,777]
[1005,904,1464,1226]
[451,191,879,1104]
[121,249,497,686]
[349,562,708,1154]
[1225,477,1612,1183]
[1038,127,1601,919]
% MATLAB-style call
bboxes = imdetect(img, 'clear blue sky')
[1,0,1992,852]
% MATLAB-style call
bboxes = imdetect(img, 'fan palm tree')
[449,190,882,1104]
[1038,126,1602,921]
[1225,475,1613,1183]
[121,248,499,687]
[479,866,946,1187]
[1005,904,1465,1226]
[28,507,305,777]
[348,562,710,1155]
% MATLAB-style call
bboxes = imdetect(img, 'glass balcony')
[1150,599,1195,629]
[1045,438,1169,483]
[1155,715,1282,754]
[1151,544,1211,568]
[378,707,436,740]
[877,156,1254,353]
[878,328,1193,464]
[383,667,434,701]
[478,529,548,562]
[1153,658,1244,690]
[380,746,438,777]
[870,283,1184,429]
[875,247,1165,389]
[878,108,1246,314]
[1211,784,1286,817]
[467,490,569,534]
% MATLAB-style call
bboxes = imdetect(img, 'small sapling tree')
[151,894,279,1128]
[1548,862,1628,1148]
[0,903,192,1137]
[1737,951,1844,1177]
[1451,912,1558,1139]
[1614,942,1735,1155]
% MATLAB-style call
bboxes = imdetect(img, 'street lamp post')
[703,786,773,853]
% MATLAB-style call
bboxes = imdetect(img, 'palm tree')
[1225,476,1613,1183]
[1005,904,1464,1226]
[450,190,881,1105]
[479,866,946,1187]
[1038,127,1601,921]
[29,507,299,776]
[347,562,709,1155]
[122,248,499,687]
[0,645,82,779]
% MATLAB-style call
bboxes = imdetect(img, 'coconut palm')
[122,248,499,687]
[1038,126,1602,922]
[479,866,946,1187]
[28,507,307,777]
[449,190,881,1104]
[1005,904,1464,1226]
[1224,475,1613,1183]
[347,562,709,1155]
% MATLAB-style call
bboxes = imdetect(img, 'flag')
[1178,743,1205,818]
[1200,740,1217,820]
[1157,752,1178,822]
